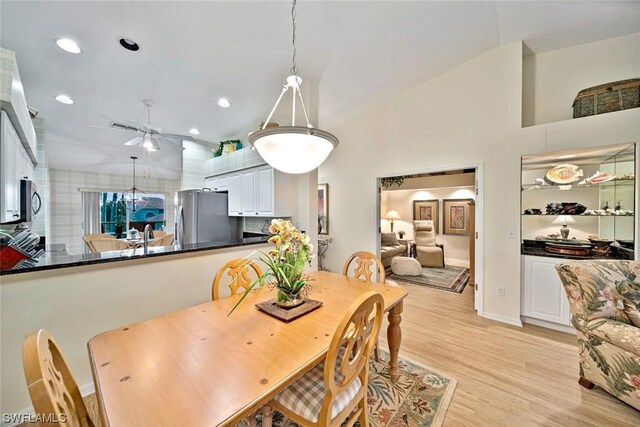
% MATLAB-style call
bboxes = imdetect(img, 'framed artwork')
[412,199,439,234]
[318,184,329,235]
[443,199,473,235]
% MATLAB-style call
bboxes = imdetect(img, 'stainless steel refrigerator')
[175,189,237,245]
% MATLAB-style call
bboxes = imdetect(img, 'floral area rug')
[243,352,456,427]
[388,266,469,294]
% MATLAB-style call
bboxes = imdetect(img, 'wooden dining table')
[88,271,408,426]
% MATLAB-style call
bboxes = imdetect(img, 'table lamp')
[552,215,577,239]
[384,210,401,233]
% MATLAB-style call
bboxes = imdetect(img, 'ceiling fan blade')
[161,133,195,142]
[124,136,143,146]
[157,136,186,150]
[88,124,130,132]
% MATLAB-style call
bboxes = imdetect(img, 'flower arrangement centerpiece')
[230,219,314,314]
[265,219,315,306]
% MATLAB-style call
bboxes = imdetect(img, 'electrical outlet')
[507,228,517,239]
[497,287,506,297]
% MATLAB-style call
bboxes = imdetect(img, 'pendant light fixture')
[123,156,147,212]
[248,0,338,174]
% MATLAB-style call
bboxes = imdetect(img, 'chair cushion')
[622,292,640,328]
[380,245,406,260]
[274,353,362,423]
[381,233,399,247]
[556,261,640,324]
[584,318,640,357]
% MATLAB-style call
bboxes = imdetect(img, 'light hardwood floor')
[379,280,640,426]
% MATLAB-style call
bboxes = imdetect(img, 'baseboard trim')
[444,258,470,268]
[482,312,523,327]
[2,383,95,427]
[522,316,576,335]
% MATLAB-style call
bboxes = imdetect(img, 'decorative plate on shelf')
[545,164,584,184]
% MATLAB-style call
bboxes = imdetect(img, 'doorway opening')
[375,164,483,314]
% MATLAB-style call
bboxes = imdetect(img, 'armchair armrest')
[583,318,640,356]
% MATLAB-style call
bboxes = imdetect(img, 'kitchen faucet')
[143,224,154,253]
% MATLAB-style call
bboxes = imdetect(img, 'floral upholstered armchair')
[556,260,640,410]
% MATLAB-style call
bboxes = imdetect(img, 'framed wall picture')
[443,198,473,235]
[318,184,329,235]
[412,199,439,234]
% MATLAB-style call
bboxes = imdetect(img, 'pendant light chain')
[291,0,298,76]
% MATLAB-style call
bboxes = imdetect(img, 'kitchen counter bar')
[0,236,269,276]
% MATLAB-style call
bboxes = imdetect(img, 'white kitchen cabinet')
[241,169,256,214]
[208,165,291,217]
[256,166,274,216]
[227,173,241,215]
[522,255,573,331]
[205,175,228,192]
[1,111,34,223]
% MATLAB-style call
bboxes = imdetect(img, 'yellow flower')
[268,235,281,245]
[282,232,293,242]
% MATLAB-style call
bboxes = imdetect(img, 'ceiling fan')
[92,99,195,151]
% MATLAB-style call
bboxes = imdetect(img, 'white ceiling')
[1,1,639,179]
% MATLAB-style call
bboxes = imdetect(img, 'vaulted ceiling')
[2,1,639,178]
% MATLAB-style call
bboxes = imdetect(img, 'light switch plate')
[507,228,517,239]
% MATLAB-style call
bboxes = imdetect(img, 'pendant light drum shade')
[249,126,338,174]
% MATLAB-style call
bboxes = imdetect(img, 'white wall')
[0,243,269,415]
[318,38,640,325]
[31,118,49,238]
[522,33,640,126]
[49,168,180,255]
[181,140,211,190]
[381,186,475,265]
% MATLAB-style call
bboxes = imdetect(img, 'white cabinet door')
[522,255,571,326]
[256,166,274,216]
[241,170,256,215]
[205,177,217,190]
[215,175,228,192]
[227,173,242,215]
[1,113,20,222]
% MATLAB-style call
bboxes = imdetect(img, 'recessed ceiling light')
[218,98,231,108]
[55,38,81,54]
[54,94,74,104]
[188,128,200,135]
[119,37,140,52]
[557,154,577,159]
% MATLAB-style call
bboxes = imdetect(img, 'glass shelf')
[522,214,634,217]
[521,178,634,192]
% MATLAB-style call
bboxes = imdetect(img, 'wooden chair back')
[90,239,130,253]
[23,329,95,427]
[212,258,263,300]
[152,230,168,238]
[320,291,384,426]
[83,234,115,253]
[342,251,386,283]
[149,234,174,247]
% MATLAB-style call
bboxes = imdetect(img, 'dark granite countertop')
[1,237,270,276]
[521,239,634,261]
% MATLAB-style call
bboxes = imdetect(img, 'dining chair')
[23,329,101,427]
[149,233,174,247]
[342,251,386,284]
[211,258,263,300]
[82,233,115,253]
[152,230,168,238]
[342,251,386,362]
[263,291,384,427]
[90,239,131,253]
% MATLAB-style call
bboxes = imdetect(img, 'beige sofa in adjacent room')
[380,233,407,268]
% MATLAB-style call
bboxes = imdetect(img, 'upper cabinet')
[208,165,291,217]
[0,48,37,164]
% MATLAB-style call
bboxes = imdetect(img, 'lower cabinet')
[521,255,573,331]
